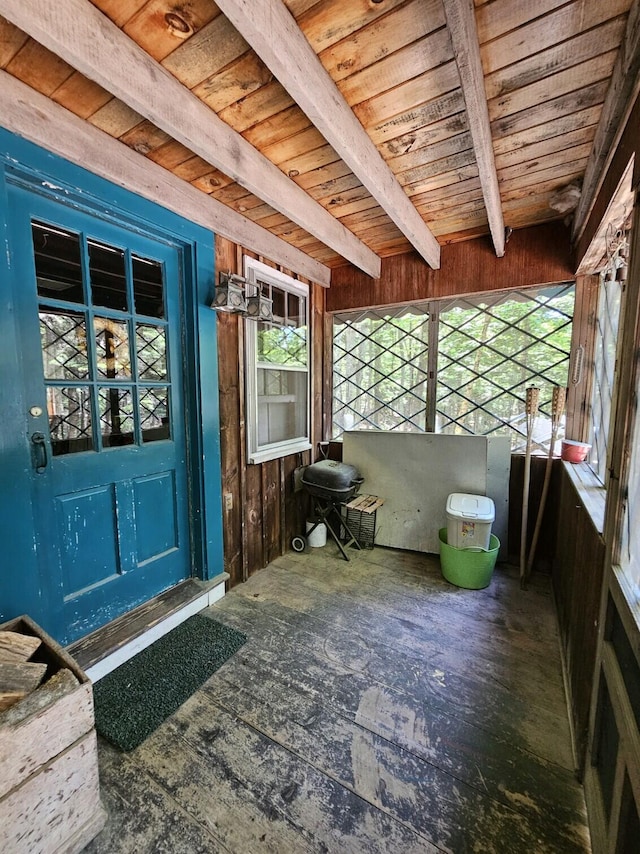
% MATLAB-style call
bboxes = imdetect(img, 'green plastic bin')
[438,528,499,589]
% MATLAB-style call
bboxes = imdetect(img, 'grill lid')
[302,460,362,492]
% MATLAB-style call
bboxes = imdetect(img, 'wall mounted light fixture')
[211,271,248,313]
[246,286,273,322]
[211,271,274,323]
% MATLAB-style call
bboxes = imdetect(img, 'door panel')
[8,186,192,643]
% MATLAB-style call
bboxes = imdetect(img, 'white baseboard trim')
[87,579,227,683]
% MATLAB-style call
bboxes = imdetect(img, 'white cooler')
[446,493,495,550]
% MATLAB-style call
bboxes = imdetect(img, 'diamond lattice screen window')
[436,284,575,453]
[332,305,430,436]
[588,276,623,484]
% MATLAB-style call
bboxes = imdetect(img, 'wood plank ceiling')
[0,0,635,280]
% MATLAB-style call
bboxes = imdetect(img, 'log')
[0,630,41,663]
[0,661,48,711]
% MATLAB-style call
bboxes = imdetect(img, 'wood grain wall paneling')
[216,242,326,586]
[326,222,574,312]
[552,464,606,776]
[216,237,244,587]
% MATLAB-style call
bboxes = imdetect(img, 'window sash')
[244,257,311,463]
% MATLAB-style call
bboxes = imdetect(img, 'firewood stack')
[0,630,47,712]
[0,617,106,853]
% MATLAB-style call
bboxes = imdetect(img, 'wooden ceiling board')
[91,0,149,29]
[494,125,598,172]
[497,142,594,185]
[0,16,27,66]
[397,148,477,189]
[490,80,610,140]
[332,195,385,221]
[430,211,489,237]
[354,61,461,129]
[87,97,143,136]
[336,27,453,108]
[476,0,572,43]
[379,111,468,157]
[488,51,618,123]
[261,126,328,167]
[500,173,586,205]
[366,90,466,147]
[419,194,488,221]
[319,0,446,83]
[492,109,602,158]
[1,0,635,273]
[499,159,589,196]
[411,177,483,210]
[172,154,217,182]
[161,11,246,89]
[50,70,112,119]
[385,130,473,173]
[123,0,218,62]
[217,80,296,133]
[119,119,171,156]
[483,16,627,102]
[243,106,312,150]
[479,0,632,75]
[295,160,355,193]
[147,138,199,171]
[192,51,273,113]
[6,36,73,96]
[277,143,343,178]
[295,0,410,54]
[191,168,235,194]
[405,164,480,198]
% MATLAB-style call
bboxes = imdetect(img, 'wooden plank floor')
[85,545,591,854]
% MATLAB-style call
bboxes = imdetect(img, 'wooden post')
[520,386,539,589]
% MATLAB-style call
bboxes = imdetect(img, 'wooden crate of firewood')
[0,615,106,854]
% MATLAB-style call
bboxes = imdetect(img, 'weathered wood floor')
[86,545,591,854]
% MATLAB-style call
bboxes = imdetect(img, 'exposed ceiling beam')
[572,0,640,245]
[442,0,505,257]
[215,0,441,270]
[0,72,331,285]
[0,0,381,278]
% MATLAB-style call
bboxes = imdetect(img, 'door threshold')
[66,574,229,683]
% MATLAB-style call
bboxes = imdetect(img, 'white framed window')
[244,257,311,464]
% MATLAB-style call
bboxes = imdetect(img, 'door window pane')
[95,317,131,379]
[140,387,170,442]
[32,221,84,303]
[136,324,167,380]
[47,386,93,454]
[40,310,89,380]
[99,387,135,447]
[89,239,127,311]
[133,254,165,318]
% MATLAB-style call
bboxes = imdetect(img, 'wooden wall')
[552,464,606,777]
[215,236,326,587]
[326,222,574,312]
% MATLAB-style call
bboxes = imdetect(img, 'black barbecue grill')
[292,460,364,560]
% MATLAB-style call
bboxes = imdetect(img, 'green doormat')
[93,614,246,751]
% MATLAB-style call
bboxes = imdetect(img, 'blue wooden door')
[9,187,192,643]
